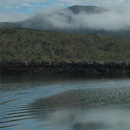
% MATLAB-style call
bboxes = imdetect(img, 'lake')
[0,74,130,130]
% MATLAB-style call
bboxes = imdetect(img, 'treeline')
[0,28,130,64]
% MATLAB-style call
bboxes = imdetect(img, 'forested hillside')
[0,28,129,64]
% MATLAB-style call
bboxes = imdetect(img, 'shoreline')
[0,62,130,76]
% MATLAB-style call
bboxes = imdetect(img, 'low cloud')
[1,5,130,32]
[34,5,130,31]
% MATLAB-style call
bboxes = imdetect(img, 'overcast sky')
[0,0,130,22]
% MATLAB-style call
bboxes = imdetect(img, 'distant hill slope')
[0,28,129,64]
[0,5,130,39]
[68,5,106,14]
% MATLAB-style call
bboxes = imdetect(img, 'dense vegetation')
[0,28,129,64]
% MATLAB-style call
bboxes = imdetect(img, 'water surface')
[0,75,130,130]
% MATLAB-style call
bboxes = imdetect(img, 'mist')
[1,5,130,32]
[20,5,130,32]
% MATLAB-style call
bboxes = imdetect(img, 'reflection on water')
[0,74,130,130]
[28,105,130,130]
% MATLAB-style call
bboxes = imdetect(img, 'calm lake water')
[0,74,130,130]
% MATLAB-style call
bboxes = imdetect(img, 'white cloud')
[32,5,130,31]
[22,3,31,7]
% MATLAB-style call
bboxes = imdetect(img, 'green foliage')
[0,28,129,64]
